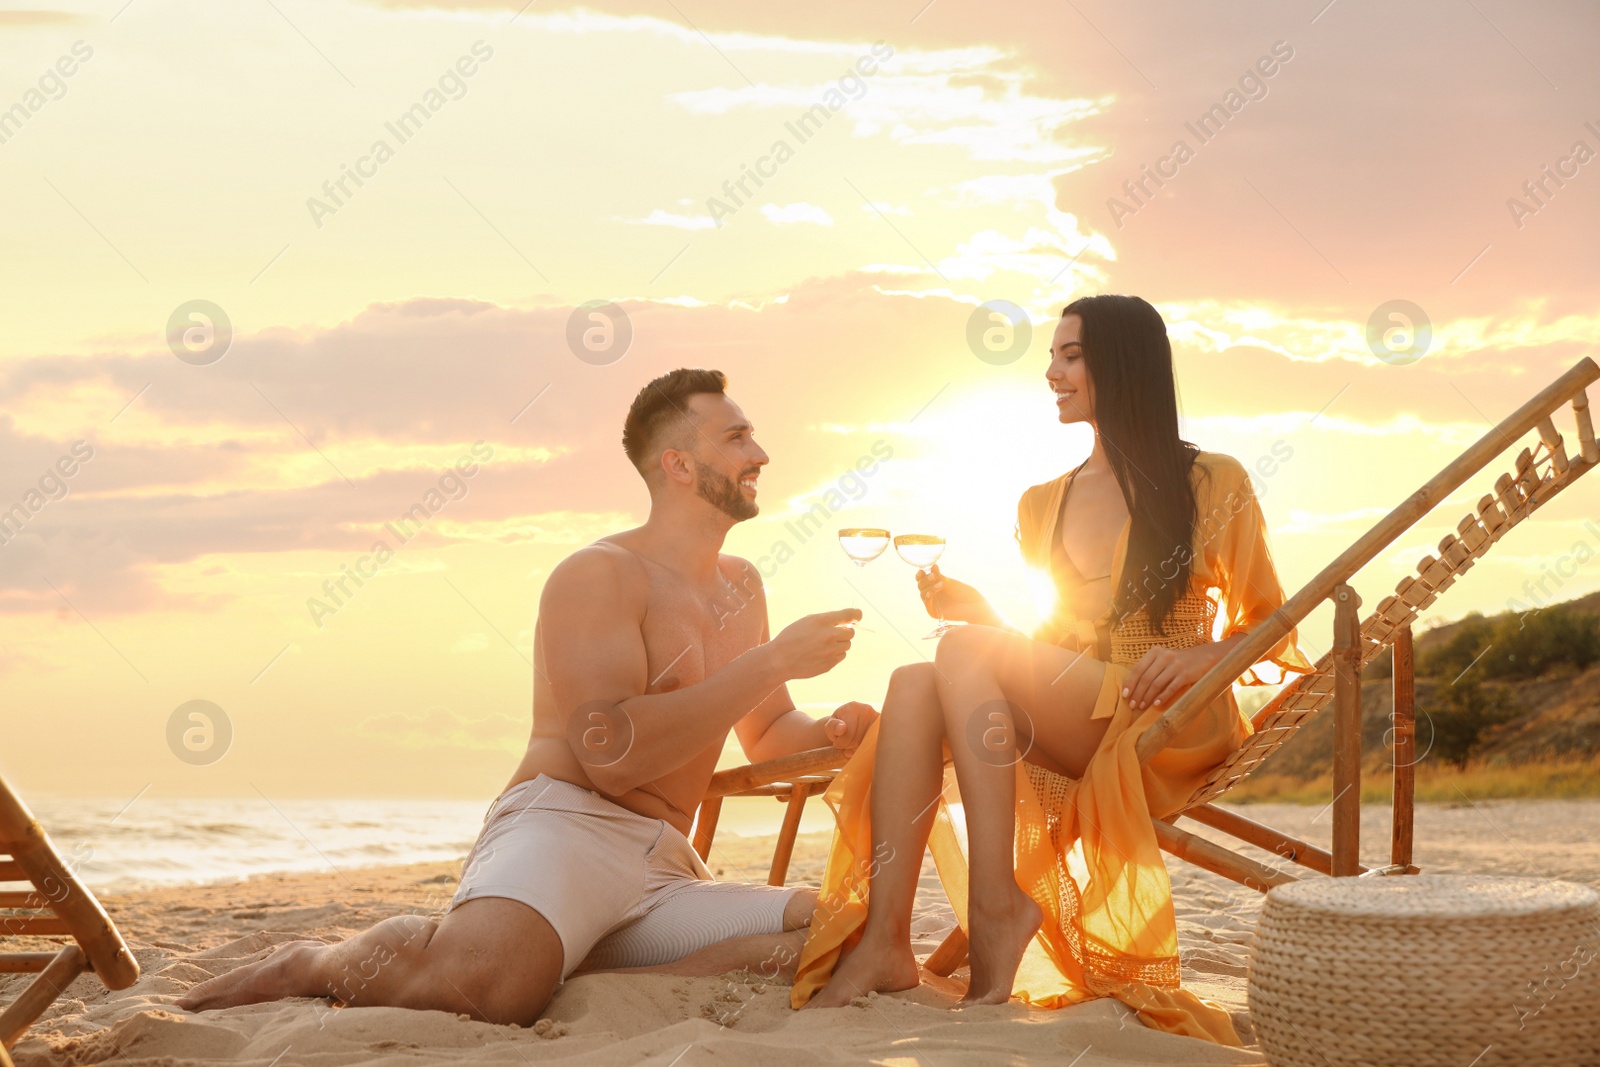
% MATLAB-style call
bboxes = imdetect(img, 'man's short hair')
[621,368,728,479]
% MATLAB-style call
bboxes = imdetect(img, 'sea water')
[21,791,838,892]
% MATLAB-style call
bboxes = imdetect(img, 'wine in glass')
[837,528,890,632]
[838,528,891,566]
[894,534,953,639]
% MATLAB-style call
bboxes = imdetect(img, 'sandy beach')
[7,798,1599,1067]
[3,0,1596,1061]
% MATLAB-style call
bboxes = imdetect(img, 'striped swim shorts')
[449,774,803,980]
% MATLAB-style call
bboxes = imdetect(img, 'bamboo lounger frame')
[1157,356,1600,878]
[692,747,848,885]
[0,777,140,1064]
[695,357,1600,983]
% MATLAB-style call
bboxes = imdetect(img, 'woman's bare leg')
[806,662,946,1008]
[931,625,1109,1006]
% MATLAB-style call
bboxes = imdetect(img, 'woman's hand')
[915,565,998,626]
[1122,636,1241,711]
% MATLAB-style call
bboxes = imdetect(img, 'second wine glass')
[893,534,952,639]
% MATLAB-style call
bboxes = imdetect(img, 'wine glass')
[837,528,890,632]
[838,528,891,566]
[893,534,952,639]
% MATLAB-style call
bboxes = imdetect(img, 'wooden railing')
[1137,356,1600,767]
[1141,356,1599,875]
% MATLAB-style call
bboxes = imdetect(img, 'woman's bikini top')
[1054,462,1115,584]
[1049,461,1116,660]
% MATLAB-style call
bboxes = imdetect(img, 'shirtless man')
[178,368,878,1024]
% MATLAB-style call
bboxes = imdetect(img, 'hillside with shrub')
[1226,589,1600,802]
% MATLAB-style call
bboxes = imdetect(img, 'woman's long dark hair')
[1062,294,1198,635]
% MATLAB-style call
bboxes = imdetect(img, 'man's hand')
[767,609,861,680]
[1122,638,1237,711]
[821,701,878,752]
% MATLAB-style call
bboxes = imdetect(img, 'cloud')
[1181,411,1488,448]
[860,215,1114,305]
[1162,299,1600,369]
[505,7,905,57]
[353,705,524,753]
[1,273,1591,621]
[856,167,1118,302]
[761,202,833,226]
[321,0,1599,326]
[1277,506,1400,536]
[620,208,718,230]
[450,632,489,653]
[0,297,658,614]
[669,54,1101,166]
[947,172,1071,206]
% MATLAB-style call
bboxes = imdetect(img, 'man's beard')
[695,463,758,521]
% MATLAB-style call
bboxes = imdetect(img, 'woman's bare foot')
[176,939,328,1012]
[803,929,921,1009]
[958,889,1041,1007]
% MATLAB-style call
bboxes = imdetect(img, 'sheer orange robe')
[790,451,1313,1043]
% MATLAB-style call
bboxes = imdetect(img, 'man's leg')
[575,889,818,980]
[176,897,564,1026]
[573,839,820,984]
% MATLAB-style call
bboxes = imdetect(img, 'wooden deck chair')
[0,777,140,1065]
[691,747,849,885]
[913,357,1600,976]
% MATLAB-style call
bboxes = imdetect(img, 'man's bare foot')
[803,930,921,1009]
[957,889,1041,1007]
[176,939,327,1012]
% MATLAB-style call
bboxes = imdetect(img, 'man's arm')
[736,692,878,763]
[733,563,878,762]
[543,546,858,795]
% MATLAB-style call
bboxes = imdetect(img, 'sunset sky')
[2,0,1598,804]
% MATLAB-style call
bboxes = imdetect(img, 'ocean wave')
[18,792,815,891]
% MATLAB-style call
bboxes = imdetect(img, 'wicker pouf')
[1248,874,1600,1067]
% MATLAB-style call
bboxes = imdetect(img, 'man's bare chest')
[637,569,763,693]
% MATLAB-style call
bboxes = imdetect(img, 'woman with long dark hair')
[793,295,1310,1042]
